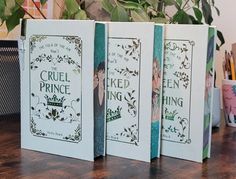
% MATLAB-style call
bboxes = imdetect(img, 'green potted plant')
[100,0,224,49]
[0,0,224,47]
[0,0,87,31]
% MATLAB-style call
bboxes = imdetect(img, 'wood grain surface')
[0,114,236,179]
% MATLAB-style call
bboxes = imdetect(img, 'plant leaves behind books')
[101,0,114,14]
[65,0,80,16]
[16,0,25,5]
[146,0,158,10]
[40,0,48,5]
[118,0,142,10]
[193,7,202,23]
[111,6,129,22]
[176,0,182,7]
[6,7,25,32]
[173,10,191,24]
[151,17,169,24]
[130,9,150,22]
[201,0,213,25]
[217,30,225,49]
[74,9,87,20]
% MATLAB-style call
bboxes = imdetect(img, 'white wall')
[213,0,236,88]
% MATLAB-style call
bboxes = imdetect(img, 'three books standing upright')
[19,19,216,163]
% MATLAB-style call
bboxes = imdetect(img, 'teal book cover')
[94,23,107,157]
[151,24,164,159]
[203,27,216,159]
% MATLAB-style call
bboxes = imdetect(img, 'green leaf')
[6,0,15,10]
[6,7,25,32]
[217,30,225,48]
[111,6,129,22]
[164,0,175,6]
[211,0,215,6]
[65,0,80,15]
[201,0,213,25]
[118,0,142,10]
[40,0,48,5]
[195,0,200,7]
[4,0,16,16]
[16,0,25,5]
[0,1,5,18]
[61,10,69,19]
[164,0,180,10]
[172,10,191,24]
[189,15,201,24]
[74,9,87,20]
[193,7,202,23]
[131,9,150,22]
[151,17,168,23]
[176,0,182,7]
[146,0,158,9]
[128,0,140,3]
[214,6,220,16]
[101,0,114,14]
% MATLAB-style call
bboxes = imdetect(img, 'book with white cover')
[161,24,216,163]
[20,19,106,161]
[106,22,163,162]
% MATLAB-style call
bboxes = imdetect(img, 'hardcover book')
[106,22,164,162]
[161,24,216,163]
[20,19,106,161]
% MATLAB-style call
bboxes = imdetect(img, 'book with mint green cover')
[106,22,164,162]
[161,24,216,163]
[20,19,107,161]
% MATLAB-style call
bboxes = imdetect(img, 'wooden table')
[0,114,236,178]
